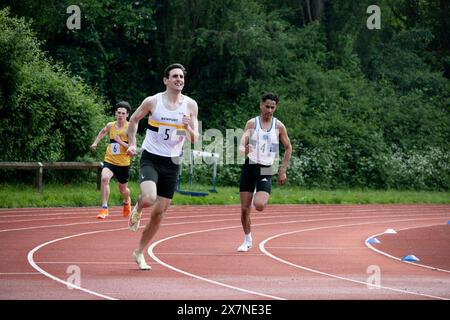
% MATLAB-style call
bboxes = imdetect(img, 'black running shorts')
[103,162,130,184]
[139,150,180,199]
[239,158,273,194]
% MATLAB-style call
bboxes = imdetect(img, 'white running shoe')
[237,241,252,252]
[128,204,142,232]
[133,249,151,271]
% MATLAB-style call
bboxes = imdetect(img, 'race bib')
[158,125,177,142]
[110,142,121,155]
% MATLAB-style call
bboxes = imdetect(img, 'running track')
[0,204,449,300]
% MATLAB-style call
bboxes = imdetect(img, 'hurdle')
[176,150,219,196]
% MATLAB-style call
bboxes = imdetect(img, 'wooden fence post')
[96,162,103,190]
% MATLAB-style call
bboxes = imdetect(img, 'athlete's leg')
[118,182,131,202]
[100,167,114,206]
[253,191,270,212]
[118,181,131,217]
[237,191,254,252]
[137,180,157,211]
[254,172,272,211]
[136,196,171,253]
[240,191,253,234]
[131,183,161,270]
[129,180,156,231]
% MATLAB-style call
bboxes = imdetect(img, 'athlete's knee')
[118,184,129,194]
[101,176,111,184]
[140,193,156,208]
[254,201,266,212]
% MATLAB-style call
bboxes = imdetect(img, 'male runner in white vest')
[126,64,199,270]
[237,92,292,252]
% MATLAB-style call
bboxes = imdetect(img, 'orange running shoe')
[97,208,109,219]
[123,198,131,218]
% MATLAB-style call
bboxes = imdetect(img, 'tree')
[0,8,107,163]
[1,0,158,110]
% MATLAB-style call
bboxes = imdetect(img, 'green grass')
[0,182,449,208]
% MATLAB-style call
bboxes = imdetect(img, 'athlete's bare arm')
[277,121,292,185]
[126,96,157,156]
[90,123,112,151]
[239,119,256,155]
[183,98,199,144]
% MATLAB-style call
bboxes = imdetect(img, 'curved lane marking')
[25,210,449,300]
[148,225,286,300]
[259,218,449,300]
[365,224,450,274]
[27,228,120,300]
[150,216,448,300]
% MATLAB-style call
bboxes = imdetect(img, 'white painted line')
[365,224,450,274]
[265,246,363,250]
[27,232,119,300]
[0,272,41,275]
[25,211,449,300]
[148,216,449,300]
[35,261,150,265]
[259,219,449,300]
[148,226,286,300]
[0,210,410,233]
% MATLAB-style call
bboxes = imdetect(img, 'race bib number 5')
[158,126,176,141]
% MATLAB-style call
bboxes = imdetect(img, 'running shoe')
[237,241,252,252]
[128,204,142,231]
[133,249,151,270]
[122,198,131,218]
[96,208,109,219]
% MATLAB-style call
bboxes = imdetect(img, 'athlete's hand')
[90,143,97,151]
[126,145,137,156]
[182,114,191,129]
[277,169,287,185]
[239,144,252,155]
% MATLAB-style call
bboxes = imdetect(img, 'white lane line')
[365,224,450,274]
[148,216,448,301]
[9,209,441,233]
[0,272,41,275]
[35,261,148,265]
[2,204,446,219]
[1,212,316,233]
[265,246,363,250]
[25,215,362,300]
[26,213,449,300]
[26,217,281,300]
[27,230,120,300]
[148,225,286,300]
[259,219,449,300]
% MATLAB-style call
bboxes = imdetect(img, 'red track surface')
[0,204,449,300]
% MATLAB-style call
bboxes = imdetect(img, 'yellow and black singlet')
[104,121,130,166]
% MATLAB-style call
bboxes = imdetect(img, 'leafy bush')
[0,8,107,163]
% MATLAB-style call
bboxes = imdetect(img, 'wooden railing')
[0,162,103,193]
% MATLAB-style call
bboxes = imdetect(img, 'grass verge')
[0,182,449,208]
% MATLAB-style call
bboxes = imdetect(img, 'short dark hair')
[261,92,279,104]
[164,63,186,78]
[115,101,131,114]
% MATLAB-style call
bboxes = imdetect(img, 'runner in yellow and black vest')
[90,101,132,219]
